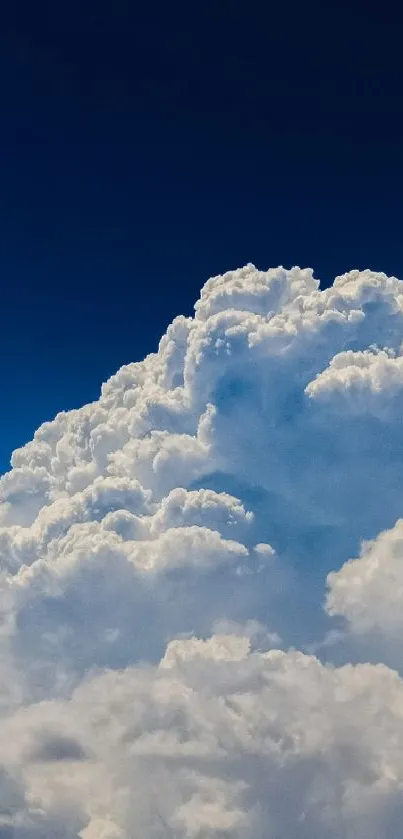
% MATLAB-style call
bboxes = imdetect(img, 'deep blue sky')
[1,0,402,473]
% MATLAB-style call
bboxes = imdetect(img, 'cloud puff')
[1,263,403,834]
[306,348,403,418]
[327,518,403,665]
[3,636,403,837]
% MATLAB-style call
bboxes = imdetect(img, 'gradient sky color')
[1,0,402,472]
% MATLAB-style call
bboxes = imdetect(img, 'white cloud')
[2,637,403,836]
[2,264,403,834]
[306,348,403,418]
[327,519,403,649]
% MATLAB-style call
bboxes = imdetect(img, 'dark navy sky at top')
[0,0,402,473]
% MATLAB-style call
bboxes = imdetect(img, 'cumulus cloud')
[306,347,403,418]
[3,638,403,837]
[1,263,403,834]
[326,518,403,669]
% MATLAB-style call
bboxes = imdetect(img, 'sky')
[3,4,403,837]
[1,0,403,471]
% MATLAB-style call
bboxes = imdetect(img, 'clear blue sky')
[1,0,402,473]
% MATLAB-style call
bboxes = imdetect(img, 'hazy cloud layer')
[1,264,403,835]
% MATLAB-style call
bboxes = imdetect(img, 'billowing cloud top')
[1,264,403,836]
